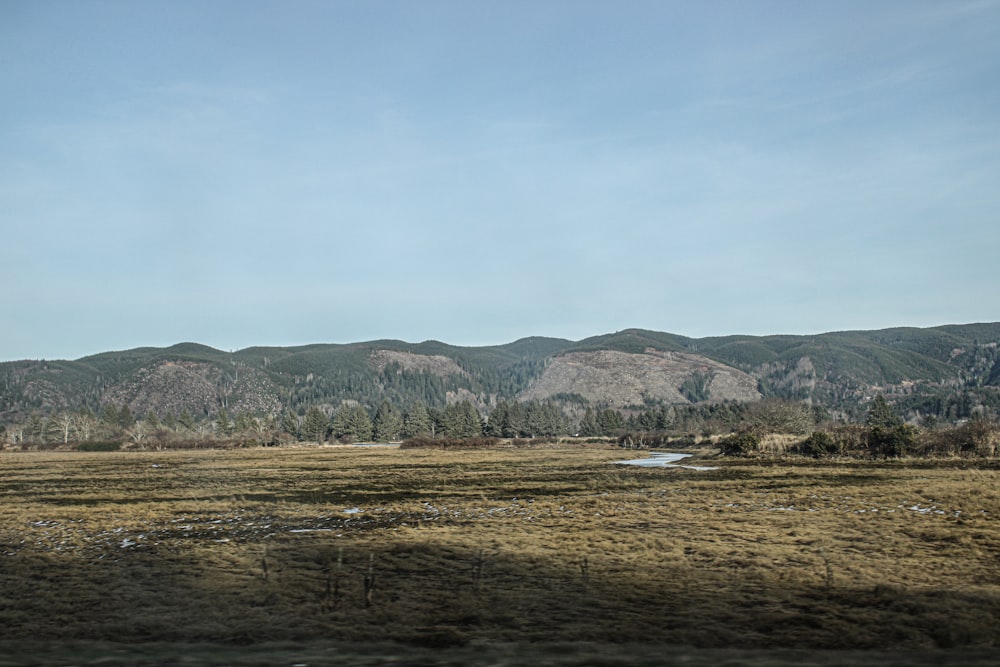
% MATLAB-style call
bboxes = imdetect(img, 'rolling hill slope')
[2,323,998,424]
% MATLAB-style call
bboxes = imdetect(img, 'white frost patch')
[615,452,718,470]
[288,528,335,533]
[343,507,363,515]
[904,504,948,515]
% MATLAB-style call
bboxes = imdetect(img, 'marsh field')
[1,444,999,666]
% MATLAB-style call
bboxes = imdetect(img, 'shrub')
[956,415,998,457]
[718,432,760,456]
[77,441,121,452]
[616,433,702,448]
[829,424,868,456]
[868,424,917,459]
[917,426,960,457]
[670,434,700,448]
[919,416,998,457]
[799,431,842,458]
[745,399,815,435]
[617,432,672,449]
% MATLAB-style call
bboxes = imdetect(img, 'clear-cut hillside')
[519,350,762,407]
[102,361,283,417]
[368,349,468,377]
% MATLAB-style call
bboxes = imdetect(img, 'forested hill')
[2,323,999,425]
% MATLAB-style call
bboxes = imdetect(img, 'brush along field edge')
[0,447,998,652]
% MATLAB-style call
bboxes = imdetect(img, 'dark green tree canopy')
[333,404,373,443]
[437,401,482,438]
[866,394,903,429]
[303,406,329,443]
[280,409,300,438]
[578,407,601,437]
[865,394,913,458]
[402,401,433,439]
[372,400,403,442]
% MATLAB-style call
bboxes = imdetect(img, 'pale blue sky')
[2,1,999,361]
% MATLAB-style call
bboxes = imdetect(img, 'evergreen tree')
[486,400,511,437]
[460,401,484,438]
[458,401,483,438]
[637,409,659,432]
[597,408,625,436]
[524,401,544,436]
[438,401,482,438]
[506,400,528,437]
[162,413,178,431]
[118,405,135,429]
[372,400,403,442]
[43,415,61,443]
[215,408,233,436]
[402,401,433,438]
[547,401,569,435]
[866,394,903,429]
[333,404,372,443]
[578,407,601,437]
[25,413,44,442]
[100,405,119,427]
[436,404,458,437]
[178,409,195,431]
[865,394,913,458]
[303,406,329,442]
[233,411,255,433]
[625,414,640,432]
[280,409,300,439]
[654,405,673,430]
[525,400,566,436]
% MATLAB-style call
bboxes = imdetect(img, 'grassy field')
[1,444,999,665]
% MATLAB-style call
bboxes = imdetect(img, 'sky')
[2,1,999,361]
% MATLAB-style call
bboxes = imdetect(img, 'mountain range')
[2,323,999,424]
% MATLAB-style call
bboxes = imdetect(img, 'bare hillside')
[519,350,761,407]
[102,361,281,417]
[369,349,468,377]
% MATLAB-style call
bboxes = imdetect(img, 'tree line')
[0,396,822,448]
[707,393,998,460]
[3,392,996,459]
[2,397,596,448]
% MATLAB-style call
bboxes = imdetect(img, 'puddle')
[614,452,718,471]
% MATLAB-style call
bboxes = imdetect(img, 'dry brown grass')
[1,445,999,664]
